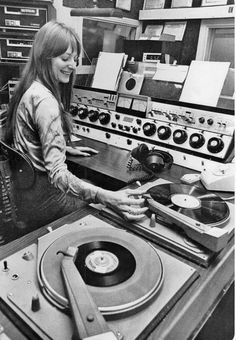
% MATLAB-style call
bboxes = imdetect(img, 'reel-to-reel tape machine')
[0,215,198,340]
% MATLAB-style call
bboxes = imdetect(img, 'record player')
[102,179,234,267]
[0,215,198,340]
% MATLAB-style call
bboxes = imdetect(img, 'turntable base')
[0,215,198,340]
[102,178,234,267]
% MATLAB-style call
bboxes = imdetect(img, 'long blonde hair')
[6,20,81,144]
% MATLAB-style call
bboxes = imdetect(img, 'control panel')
[0,4,48,32]
[0,37,33,61]
[0,1,55,62]
[70,87,234,171]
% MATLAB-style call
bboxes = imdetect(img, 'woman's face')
[51,45,78,83]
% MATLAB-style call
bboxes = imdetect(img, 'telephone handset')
[127,144,173,177]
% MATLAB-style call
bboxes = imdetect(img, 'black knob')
[207,118,214,126]
[88,110,99,122]
[173,129,188,144]
[157,126,171,140]
[143,122,156,137]
[111,122,116,128]
[133,127,138,133]
[127,139,132,145]
[69,104,78,116]
[78,107,88,119]
[189,133,205,149]
[136,119,142,125]
[105,132,111,139]
[98,112,110,125]
[199,117,205,124]
[207,137,224,153]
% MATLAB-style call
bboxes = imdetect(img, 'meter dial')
[132,99,147,113]
[117,96,132,109]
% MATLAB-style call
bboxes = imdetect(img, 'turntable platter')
[147,183,230,227]
[39,226,163,318]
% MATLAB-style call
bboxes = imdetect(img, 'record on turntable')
[145,183,230,252]
[101,179,234,266]
[38,225,164,318]
[1,215,198,340]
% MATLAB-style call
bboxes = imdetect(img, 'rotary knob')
[157,126,171,140]
[98,112,110,125]
[207,118,214,126]
[69,104,78,116]
[143,122,156,137]
[78,107,88,119]
[173,129,188,144]
[189,133,205,149]
[88,109,99,122]
[207,137,224,153]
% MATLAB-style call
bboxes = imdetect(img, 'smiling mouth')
[61,71,71,75]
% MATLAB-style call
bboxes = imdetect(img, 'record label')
[85,250,119,274]
[171,194,201,209]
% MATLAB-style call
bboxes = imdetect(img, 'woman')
[5,20,147,230]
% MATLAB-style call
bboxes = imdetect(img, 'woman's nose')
[68,63,75,69]
[69,59,77,69]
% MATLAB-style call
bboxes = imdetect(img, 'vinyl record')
[118,71,144,95]
[75,241,136,287]
[38,226,163,318]
[147,183,230,226]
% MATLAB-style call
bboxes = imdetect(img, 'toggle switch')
[3,260,9,272]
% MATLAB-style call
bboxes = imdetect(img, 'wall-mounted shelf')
[139,5,234,20]
[84,16,140,28]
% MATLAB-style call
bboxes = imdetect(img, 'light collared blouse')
[13,80,98,203]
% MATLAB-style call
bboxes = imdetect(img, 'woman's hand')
[66,146,98,157]
[96,188,148,221]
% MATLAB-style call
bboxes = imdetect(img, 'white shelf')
[84,16,140,27]
[139,5,235,20]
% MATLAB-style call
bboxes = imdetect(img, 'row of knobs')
[70,105,110,125]
[143,123,224,153]
[70,106,224,154]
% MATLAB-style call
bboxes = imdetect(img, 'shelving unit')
[139,4,235,20]
[0,0,56,105]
